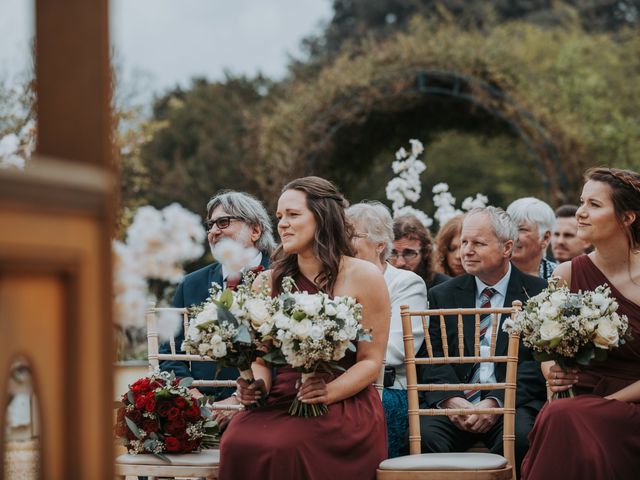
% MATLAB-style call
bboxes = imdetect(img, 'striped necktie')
[464,287,497,403]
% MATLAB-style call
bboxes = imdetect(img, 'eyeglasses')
[353,232,369,239]
[389,248,420,261]
[203,215,242,231]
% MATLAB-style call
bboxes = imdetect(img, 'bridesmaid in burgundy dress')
[218,176,390,480]
[521,167,640,480]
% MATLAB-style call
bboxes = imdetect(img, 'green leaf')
[127,390,135,404]
[234,324,252,345]
[217,305,239,328]
[179,377,194,388]
[292,311,306,321]
[532,351,554,362]
[261,350,287,365]
[574,346,595,366]
[593,348,608,362]
[124,417,142,439]
[154,452,171,463]
[219,289,234,309]
[196,320,216,331]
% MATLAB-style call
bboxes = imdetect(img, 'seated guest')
[435,214,465,277]
[346,201,428,458]
[506,197,557,279]
[521,168,640,480]
[419,206,547,474]
[160,191,274,424]
[392,214,450,289]
[551,204,591,263]
[219,177,389,480]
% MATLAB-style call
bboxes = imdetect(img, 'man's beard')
[209,225,252,257]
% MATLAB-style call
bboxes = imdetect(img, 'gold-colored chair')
[114,305,242,480]
[377,301,522,480]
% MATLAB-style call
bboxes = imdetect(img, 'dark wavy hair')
[585,167,640,250]
[393,214,436,284]
[435,214,464,276]
[270,176,355,295]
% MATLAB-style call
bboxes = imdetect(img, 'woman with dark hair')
[434,214,465,277]
[218,176,390,480]
[391,214,450,288]
[521,167,640,480]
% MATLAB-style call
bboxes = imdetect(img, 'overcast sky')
[1,0,332,97]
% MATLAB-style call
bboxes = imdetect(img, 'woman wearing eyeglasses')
[391,214,450,289]
[346,201,428,458]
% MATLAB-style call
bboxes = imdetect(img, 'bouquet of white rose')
[182,272,277,407]
[263,277,372,417]
[504,277,632,399]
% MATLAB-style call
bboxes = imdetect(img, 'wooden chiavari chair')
[377,301,522,480]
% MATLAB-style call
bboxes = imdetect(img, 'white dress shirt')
[473,262,511,385]
[383,263,428,389]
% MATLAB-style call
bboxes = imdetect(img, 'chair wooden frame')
[115,304,243,480]
[377,301,522,480]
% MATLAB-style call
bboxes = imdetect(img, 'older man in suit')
[160,190,275,407]
[418,206,547,472]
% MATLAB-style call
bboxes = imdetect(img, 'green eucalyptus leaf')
[217,305,239,328]
[124,417,142,439]
[179,377,194,388]
[219,289,234,309]
[234,324,252,344]
[127,390,135,404]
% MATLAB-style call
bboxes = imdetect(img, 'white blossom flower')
[539,319,564,342]
[594,318,619,349]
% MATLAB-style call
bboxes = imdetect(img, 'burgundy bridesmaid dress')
[218,273,387,480]
[521,255,640,480]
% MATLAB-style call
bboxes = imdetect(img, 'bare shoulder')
[551,261,572,286]
[342,256,384,281]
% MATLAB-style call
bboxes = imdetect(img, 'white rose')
[195,305,217,324]
[244,298,270,327]
[539,320,564,343]
[309,324,325,341]
[211,341,227,357]
[324,302,337,317]
[187,323,202,342]
[335,304,350,320]
[539,302,559,320]
[274,312,291,329]
[580,306,599,319]
[198,343,210,355]
[293,319,313,339]
[591,292,607,310]
[549,291,566,307]
[296,295,323,317]
[594,318,619,349]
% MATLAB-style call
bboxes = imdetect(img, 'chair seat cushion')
[379,452,508,471]
[115,448,220,466]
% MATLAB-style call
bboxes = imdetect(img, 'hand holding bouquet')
[115,371,217,461]
[504,277,632,399]
[182,272,276,407]
[264,277,372,417]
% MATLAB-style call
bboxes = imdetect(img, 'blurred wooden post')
[0,0,115,479]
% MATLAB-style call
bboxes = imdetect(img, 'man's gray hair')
[506,197,556,240]
[464,206,518,244]
[345,201,393,261]
[206,191,276,255]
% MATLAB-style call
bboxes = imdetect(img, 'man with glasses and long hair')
[391,214,450,289]
[160,190,275,425]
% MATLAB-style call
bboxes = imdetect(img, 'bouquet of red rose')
[115,370,217,460]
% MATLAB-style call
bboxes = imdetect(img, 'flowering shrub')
[0,120,35,170]
[385,139,488,228]
[115,371,217,459]
[504,277,632,398]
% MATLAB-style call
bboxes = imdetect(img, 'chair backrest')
[146,303,240,397]
[400,301,522,472]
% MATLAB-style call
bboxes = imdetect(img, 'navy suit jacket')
[159,254,270,398]
[418,264,547,411]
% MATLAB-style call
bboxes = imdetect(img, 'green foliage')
[138,75,278,215]
[259,16,640,206]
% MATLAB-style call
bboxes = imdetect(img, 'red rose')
[126,409,142,423]
[173,396,188,409]
[165,416,186,435]
[144,394,157,413]
[134,394,147,410]
[184,403,201,421]
[157,401,172,417]
[142,419,159,433]
[164,436,181,452]
[167,407,181,421]
[131,377,152,394]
